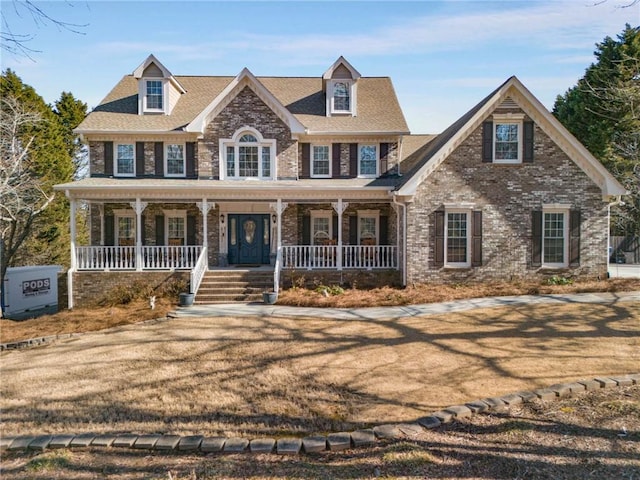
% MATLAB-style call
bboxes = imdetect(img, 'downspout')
[392,193,407,287]
[65,190,76,310]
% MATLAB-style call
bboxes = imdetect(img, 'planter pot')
[179,292,194,307]
[262,291,278,305]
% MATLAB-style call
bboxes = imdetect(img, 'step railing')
[190,247,208,294]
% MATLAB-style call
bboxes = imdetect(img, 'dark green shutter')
[380,215,389,245]
[380,143,389,176]
[332,143,341,178]
[531,210,542,267]
[140,215,146,245]
[187,215,196,245]
[332,215,338,241]
[186,142,196,178]
[349,215,358,245]
[472,211,482,267]
[434,211,445,267]
[104,215,115,246]
[155,215,164,246]
[349,143,358,178]
[301,143,310,178]
[302,214,311,244]
[482,121,493,163]
[104,141,113,176]
[523,121,534,163]
[154,142,164,177]
[136,142,145,177]
[569,210,581,266]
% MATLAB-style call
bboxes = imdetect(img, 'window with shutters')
[445,209,471,267]
[358,144,378,177]
[542,207,569,268]
[311,211,332,245]
[115,213,135,246]
[357,210,379,245]
[115,144,135,177]
[311,145,331,178]
[164,210,187,246]
[220,128,275,180]
[165,144,185,177]
[490,114,525,163]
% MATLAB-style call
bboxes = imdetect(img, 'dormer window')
[145,80,164,110]
[333,82,350,112]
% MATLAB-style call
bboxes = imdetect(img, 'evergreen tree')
[553,25,640,236]
[0,70,79,282]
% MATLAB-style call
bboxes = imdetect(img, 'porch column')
[130,198,148,272]
[68,194,76,309]
[270,199,288,252]
[196,199,214,248]
[332,199,348,270]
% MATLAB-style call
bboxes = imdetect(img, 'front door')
[228,214,271,265]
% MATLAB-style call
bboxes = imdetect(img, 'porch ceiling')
[54,177,396,201]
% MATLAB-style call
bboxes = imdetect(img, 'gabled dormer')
[133,54,186,115]
[323,56,361,117]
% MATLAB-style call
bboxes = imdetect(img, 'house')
[54,55,626,307]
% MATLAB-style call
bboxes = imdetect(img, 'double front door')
[227,214,271,265]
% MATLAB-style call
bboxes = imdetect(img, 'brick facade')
[405,118,608,284]
[201,86,297,180]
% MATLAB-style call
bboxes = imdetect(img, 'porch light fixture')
[272,214,276,224]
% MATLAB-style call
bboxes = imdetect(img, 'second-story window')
[116,144,135,177]
[166,144,185,177]
[221,128,276,180]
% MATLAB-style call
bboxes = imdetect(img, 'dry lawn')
[1,386,639,479]
[1,299,638,440]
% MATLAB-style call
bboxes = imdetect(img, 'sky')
[1,0,638,133]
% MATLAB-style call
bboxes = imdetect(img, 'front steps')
[194,268,274,304]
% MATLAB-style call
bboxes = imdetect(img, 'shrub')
[546,275,574,286]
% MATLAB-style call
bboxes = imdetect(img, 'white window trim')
[444,208,472,268]
[139,78,167,114]
[163,209,187,246]
[357,210,379,245]
[115,143,135,177]
[541,206,569,269]
[165,143,186,178]
[219,127,277,180]
[492,113,525,164]
[113,209,135,247]
[327,79,357,116]
[358,143,379,178]
[311,144,332,178]
[310,210,333,245]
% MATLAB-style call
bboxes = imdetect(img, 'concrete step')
[195,268,274,304]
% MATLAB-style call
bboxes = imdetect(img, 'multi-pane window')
[166,144,185,176]
[146,80,163,110]
[223,131,274,179]
[446,212,469,265]
[116,144,134,176]
[543,212,566,265]
[167,217,185,246]
[117,216,135,246]
[494,123,520,162]
[312,215,331,245]
[312,145,330,177]
[333,82,350,111]
[359,144,377,177]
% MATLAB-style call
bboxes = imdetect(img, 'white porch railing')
[75,246,202,271]
[282,245,397,270]
[142,246,202,270]
[190,247,208,294]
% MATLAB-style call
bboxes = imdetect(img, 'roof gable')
[322,56,361,81]
[396,76,626,199]
[133,54,186,94]
[186,68,306,134]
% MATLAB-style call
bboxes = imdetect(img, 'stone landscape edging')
[2,374,638,456]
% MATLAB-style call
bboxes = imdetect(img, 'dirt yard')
[1,299,638,440]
